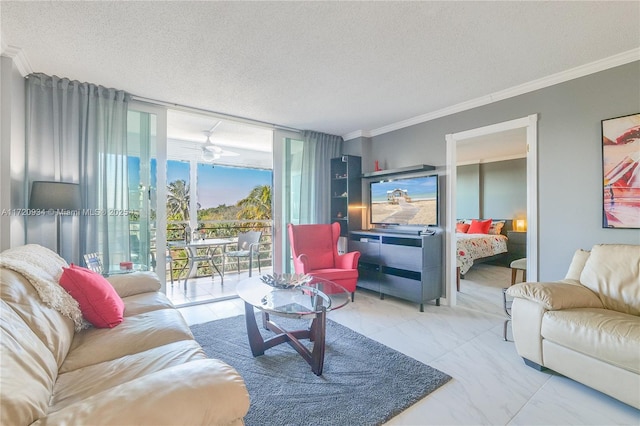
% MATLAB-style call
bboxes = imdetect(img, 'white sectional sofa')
[1,244,250,425]
[507,244,640,409]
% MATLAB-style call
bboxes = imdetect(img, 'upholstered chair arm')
[506,279,603,366]
[506,279,603,311]
[336,251,361,269]
[33,360,249,426]
[105,272,161,298]
[295,254,312,273]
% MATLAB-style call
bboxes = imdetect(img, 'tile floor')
[167,266,273,306]
[178,264,639,425]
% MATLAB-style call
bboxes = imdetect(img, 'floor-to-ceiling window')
[281,137,304,273]
[126,109,158,272]
[163,110,274,306]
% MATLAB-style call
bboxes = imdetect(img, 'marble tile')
[176,264,640,425]
[510,374,640,425]
[177,303,216,325]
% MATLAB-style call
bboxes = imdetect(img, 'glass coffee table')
[236,276,350,376]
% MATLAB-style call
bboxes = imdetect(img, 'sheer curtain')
[25,73,130,265]
[298,130,343,224]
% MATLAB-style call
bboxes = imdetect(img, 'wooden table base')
[243,302,327,376]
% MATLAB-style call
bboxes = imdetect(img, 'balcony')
[163,220,273,306]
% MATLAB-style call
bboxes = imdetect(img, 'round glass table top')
[236,276,350,318]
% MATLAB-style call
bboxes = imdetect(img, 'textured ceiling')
[2,1,639,138]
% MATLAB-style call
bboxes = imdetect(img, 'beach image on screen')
[370,176,438,225]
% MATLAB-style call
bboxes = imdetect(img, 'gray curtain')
[299,130,343,224]
[25,73,130,265]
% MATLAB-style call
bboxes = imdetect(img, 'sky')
[370,175,438,202]
[128,158,272,209]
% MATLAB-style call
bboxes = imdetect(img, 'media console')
[348,228,443,312]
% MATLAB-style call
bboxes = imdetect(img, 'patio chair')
[224,231,262,277]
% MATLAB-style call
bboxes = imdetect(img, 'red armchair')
[287,223,361,301]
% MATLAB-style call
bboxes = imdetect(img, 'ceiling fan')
[198,121,239,163]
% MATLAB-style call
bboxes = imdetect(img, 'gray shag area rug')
[190,314,452,426]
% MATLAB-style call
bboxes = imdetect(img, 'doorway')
[445,114,538,306]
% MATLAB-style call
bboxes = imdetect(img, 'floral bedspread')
[456,233,508,275]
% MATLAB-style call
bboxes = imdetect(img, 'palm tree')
[167,179,193,221]
[236,185,272,220]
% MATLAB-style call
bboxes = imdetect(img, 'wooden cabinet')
[506,231,527,263]
[331,156,362,236]
[349,229,443,312]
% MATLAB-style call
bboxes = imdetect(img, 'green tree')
[236,185,272,220]
[167,179,198,221]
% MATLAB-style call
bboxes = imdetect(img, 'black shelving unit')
[330,155,362,236]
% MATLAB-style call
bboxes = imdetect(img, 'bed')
[456,219,511,276]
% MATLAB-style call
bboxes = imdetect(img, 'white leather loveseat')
[507,244,639,409]
[1,244,250,425]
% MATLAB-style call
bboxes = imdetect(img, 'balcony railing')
[165,220,273,281]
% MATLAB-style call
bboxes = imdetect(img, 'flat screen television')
[370,174,439,226]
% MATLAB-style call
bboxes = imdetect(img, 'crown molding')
[342,129,372,141]
[343,48,640,140]
[0,43,33,77]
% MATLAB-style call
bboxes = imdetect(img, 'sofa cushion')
[564,249,590,281]
[0,245,84,331]
[122,291,175,317]
[60,308,194,373]
[59,265,124,328]
[0,300,59,426]
[37,359,250,426]
[579,244,640,315]
[542,308,640,374]
[1,269,75,367]
[50,340,207,412]
[105,271,162,298]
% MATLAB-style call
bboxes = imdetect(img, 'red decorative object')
[374,160,382,171]
[120,261,133,270]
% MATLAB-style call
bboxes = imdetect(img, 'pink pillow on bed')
[456,223,471,233]
[467,219,492,234]
[59,264,124,328]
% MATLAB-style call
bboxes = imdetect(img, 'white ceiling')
[2,1,639,141]
[165,110,273,168]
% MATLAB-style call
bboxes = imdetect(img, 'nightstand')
[506,231,527,262]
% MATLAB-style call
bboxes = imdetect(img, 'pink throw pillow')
[59,264,124,328]
[467,219,492,234]
[456,223,471,233]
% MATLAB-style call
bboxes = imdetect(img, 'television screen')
[370,174,438,226]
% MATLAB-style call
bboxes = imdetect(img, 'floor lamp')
[29,181,81,255]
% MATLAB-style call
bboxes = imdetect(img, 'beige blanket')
[0,244,86,331]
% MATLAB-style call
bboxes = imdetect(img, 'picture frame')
[601,113,640,229]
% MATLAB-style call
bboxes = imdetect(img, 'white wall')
[0,56,26,251]
[346,62,640,280]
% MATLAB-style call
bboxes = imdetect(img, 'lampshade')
[29,181,81,211]
[514,219,526,232]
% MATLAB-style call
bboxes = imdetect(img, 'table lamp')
[29,181,81,254]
